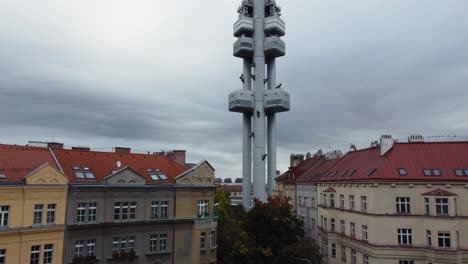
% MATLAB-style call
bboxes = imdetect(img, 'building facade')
[317,135,468,264]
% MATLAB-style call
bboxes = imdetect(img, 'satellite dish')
[117,161,122,168]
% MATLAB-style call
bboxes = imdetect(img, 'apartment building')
[0,143,218,264]
[0,145,68,264]
[317,135,468,264]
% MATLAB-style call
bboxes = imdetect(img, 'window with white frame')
[30,245,40,264]
[341,245,346,261]
[77,203,86,222]
[331,218,335,232]
[198,200,209,218]
[396,197,411,213]
[438,232,451,248]
[330,194,335,207]
[43,244,53,264]
[424,197,430,214]
[349,195,355,210]
[340,220,345,234]
[363,255,369,264]
[398,228,412,245]
[160,201,168,218]
[351,249,357,264]
[0,206,8,228]
[87,240,96,256]
[361,196,367,211]
[114,202,136,221]
[129,202,136,219]
[75,240,84,257]
[399,260,414,264]
[88,203,97,222]
[149,234,158,252]
[0,249,6,264]
[331,243,336,258]
[323,194,327,206]
[46,204,56,224]
[324,218,328,231]
[210,231,216,248]
[77,202,97,223]
[339,194,345,208]
[200,232,206,251]
[362,225,368,241]
[426,230,432,246]
[350,222,356,237]
[435,198,449,215]
[112,236,135,253]
[159,234,168,252]
[151,201,159,219]
[33,204,43,225]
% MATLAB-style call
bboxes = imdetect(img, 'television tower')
[228,0,290,207]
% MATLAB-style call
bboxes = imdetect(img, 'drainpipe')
[172,186,176,264]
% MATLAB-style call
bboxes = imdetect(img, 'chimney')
[349,144,357,152]
[408,134,424,143]
[47,142,64,149]
[72,146,91,151]
[306,152,312,159]
[115,147,131,153]
[380,135,394,156]
[314,149,323,157]
[290,154,304,168]
[169,150,186,166]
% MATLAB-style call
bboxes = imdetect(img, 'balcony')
[265,16,285,36]
[228,90,254,113]
[233,17,253,37]
[264,89,290,113]
[233,37,254,58]
[264,36,285,59]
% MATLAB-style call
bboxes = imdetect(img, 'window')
[324,218,328,231]
[438,233,451,248]
[323,194,327,206]
[0,249,5,264]
[368,168,377,176]
[340,220,345,234]
[128,236,135,251]
[150,234,158,252]
[331,218,335,232]
[160,201,168,218]
[87,240,96,256]
[330,194,335,207]
[30,245,40,264]
[361,196,367,211]
[350,222,356,238]
[147,168,168,181]
[198,200,209,218]
[339,194,345,208]
[151,201,159,218]
[210,231,216,248]
[455,169,468,176]
[396,197,411,213]
[75,240,84,257]
[362,225,368,241]
[426,230,432,246]
[311,218,316,231]
[73,166,95,179]
[33,204,43,225]
[349,170,357,176]
[0,206,8,227]
[77,203,86,222]
[114,202,136,221]
[398,228,412,245]
[423,169,432,176]
[311,197,316,208]
[425,197,430,214]
[351,249,357,264]
[200,232,206,251]
[363,255,369,264]
[433,169,441,176]
[399,261,414,264]
[349,195,355,210]
[43,244,53,264]
[88,203,97,222]
[341,170,349,177]
[398,168,407,175]
[341,245,346,261]
[436,198,449,215]
[331,243,336,257]
[159,234,168,252]
[46,204,56,224]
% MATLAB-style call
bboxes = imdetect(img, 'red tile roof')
[319,142,468,183]
[296,158,341,183]
[52,148,187,184]
[221,184,243,193]
[276,156,322,183]
[0,145,58,182]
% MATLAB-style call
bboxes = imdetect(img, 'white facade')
[296,182,318,241]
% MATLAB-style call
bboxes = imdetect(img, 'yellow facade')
[0,164,68,264]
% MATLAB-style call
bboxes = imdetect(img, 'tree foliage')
[215,192,322,264]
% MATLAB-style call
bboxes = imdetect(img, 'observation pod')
[264,89,290,114]
[229,90,254,113]
[233,17,254,37]
[233,37,254,58]
[265,16,285,36]
[265,36,285,59]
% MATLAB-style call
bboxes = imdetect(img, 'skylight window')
[455,169,468,176]
[330,171,338,177]
[147,168,167,181]
[0,174,6,179]
[158,174,168,180]
[423,169,432,176]
[73,166,95,179]
[341,171,348,177]
[432,169,441,176]
[150,175,160,180]
[349,170,357,177]
[368,168,377,176]
[398,168,407,176]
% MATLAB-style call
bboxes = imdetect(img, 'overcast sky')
[1,0,468,179]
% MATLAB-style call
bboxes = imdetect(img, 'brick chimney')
[115,147,131,153]
[47,142,64,149]
[169,150,186,166]
[72,146,91,151]
[290,154,304,168]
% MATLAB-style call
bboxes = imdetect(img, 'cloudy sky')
[1,0,468,179]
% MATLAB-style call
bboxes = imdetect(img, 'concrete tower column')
[242,59,252,208]
[252,0,266,202]
[267,59,276,197]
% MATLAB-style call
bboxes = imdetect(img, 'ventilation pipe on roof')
[380,135,394,156]
[408,134,424,143]
[290,154,304,168]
